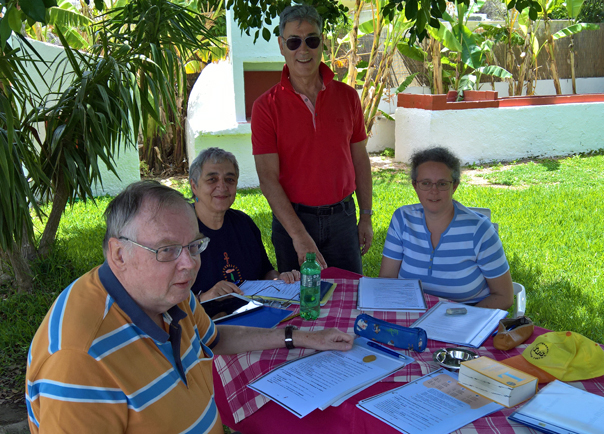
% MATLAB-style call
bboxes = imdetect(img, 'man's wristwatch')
[360,209,373,215]
[284,325,298,349]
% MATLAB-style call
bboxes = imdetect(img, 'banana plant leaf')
[48,1,93,28]
[452,24,483,69]
[553,23,600,40]
[428,22,463,53]
[397,41,426,62]
[395,72,419,94]
[476,64,513,79]
[566,0,586,19]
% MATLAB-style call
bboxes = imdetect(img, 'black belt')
[292,195,354,216]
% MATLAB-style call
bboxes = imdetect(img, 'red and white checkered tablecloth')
[213,270,604,432]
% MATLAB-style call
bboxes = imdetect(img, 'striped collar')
[98,261,187,343]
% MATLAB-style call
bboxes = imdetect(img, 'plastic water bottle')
[300,252,321,320]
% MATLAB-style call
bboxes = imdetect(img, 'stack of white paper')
[247,338,414,418]
[411,301,507,348]
[509,380,604,433]
[357,277,427,312]
[357,369,504,434]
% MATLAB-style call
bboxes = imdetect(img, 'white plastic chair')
[468,206,499,233]
[512,282,526,318]
[469,207,525,316]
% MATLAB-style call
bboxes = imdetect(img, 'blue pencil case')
[354,313,427,352]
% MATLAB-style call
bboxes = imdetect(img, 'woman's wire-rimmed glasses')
[119,236,210,262]
[414,180,454,191]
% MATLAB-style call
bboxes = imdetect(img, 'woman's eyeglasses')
[285,35,322,51]
[415,180,454,191]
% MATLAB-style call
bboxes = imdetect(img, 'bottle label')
[301,274,320,287]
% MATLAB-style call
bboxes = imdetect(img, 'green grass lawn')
[1,152,603,405]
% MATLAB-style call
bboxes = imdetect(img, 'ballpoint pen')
[366,341,406,359]
[278,312,301,324]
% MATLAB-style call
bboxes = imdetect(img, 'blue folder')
[218,306,294,328]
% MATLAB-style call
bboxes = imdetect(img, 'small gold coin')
[363,355,377,363]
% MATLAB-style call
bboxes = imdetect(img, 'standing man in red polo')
[251,4,373,274]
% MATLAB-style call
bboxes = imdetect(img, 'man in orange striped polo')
[25,181,353,433]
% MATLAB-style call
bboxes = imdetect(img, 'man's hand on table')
[214,326,353,354]
[294,328,354,351]
[358,216,373,255]
[278,270,301,283]
[293,232,327,269]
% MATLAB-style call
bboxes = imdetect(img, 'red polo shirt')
[251,63,367,206]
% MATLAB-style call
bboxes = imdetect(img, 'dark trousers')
[271,199,363,275]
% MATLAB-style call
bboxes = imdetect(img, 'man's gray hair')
[189,147,240,188]
[279,4,323,36]
[103,180,189,257]
[410,146,462,184]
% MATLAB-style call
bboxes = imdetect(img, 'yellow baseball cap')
[514,331,604,382]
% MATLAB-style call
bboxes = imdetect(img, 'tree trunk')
[570,36,576,94]
[366,52,395,134]
[506,31,515,96]
[364,50,388,122]
[171,95,185,171]
[346,0,364,88]
[140,84,189,176]
[503,9,519,95]
[38,173,70,258]
[455,52,461,90]
[430,37,443,94]
[365,82,383,134]
[0,241,34,293]
[515,23,533,96]
[360,18,383,106]
[544,17,562,95]
[527,66,535,95]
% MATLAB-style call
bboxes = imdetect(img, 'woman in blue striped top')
[379,147,514,309]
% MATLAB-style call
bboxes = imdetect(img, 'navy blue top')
[191,208,275,295]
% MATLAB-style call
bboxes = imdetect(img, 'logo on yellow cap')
[529,342,549,360]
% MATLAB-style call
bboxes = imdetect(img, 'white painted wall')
[20,39,140,197]
[185,59,259,187]
[186,11,285,188]
[395,102,604,164]
[226,9,284,123]
[389,77,604,161]
[366,116,395,153]
[342,78,604,154]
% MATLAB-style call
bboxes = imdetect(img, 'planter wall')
[462,90,498,102]
[395,93,604,165]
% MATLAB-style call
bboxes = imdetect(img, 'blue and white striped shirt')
[382,201,509,303]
